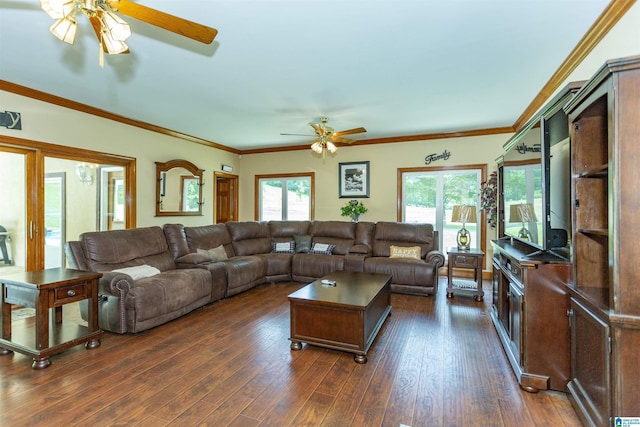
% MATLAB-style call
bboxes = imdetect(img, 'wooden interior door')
[215,172,238,223]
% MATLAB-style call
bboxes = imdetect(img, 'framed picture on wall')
[339,161,370,198]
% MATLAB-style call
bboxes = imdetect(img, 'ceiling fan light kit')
[282,117,367,159]
[39,0,218,66]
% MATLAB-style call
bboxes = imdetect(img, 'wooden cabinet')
[491,239,571,392]
[564,55,640,425]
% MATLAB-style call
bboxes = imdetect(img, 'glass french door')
[0,141,134,273]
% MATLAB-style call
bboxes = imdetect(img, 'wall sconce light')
[450,205,477,251]
[76,162,95,185]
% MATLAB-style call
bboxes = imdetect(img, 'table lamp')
[451,205,477,251]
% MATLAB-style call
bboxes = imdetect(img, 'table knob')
[67,290,76,297]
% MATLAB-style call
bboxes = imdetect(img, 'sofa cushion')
[372,222,434,258]
[226,221,271,256]
[184,224,235,258]
[197,245,229,262]
[389,245,421,260]
[80,226,176,272]
[310,221,356,255]
[125,269,211,323]
[112,265,161,280]
[293,234,312,253]
[271,241,295,254]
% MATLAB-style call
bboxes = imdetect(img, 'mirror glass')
[156,159,204,216]
[502,124,544,249]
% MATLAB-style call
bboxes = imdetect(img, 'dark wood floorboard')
[0,278,582,426]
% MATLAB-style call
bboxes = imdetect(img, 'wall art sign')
[516,143,541,154]
[0,111,21,130]
[339,161,370,198]
[424,150,451,165]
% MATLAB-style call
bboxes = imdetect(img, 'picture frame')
[339,161,370,198]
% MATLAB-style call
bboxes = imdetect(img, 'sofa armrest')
[99,271,135,298]
[175,252,213,265]
[349,244,371,256]
[425,250,445,268]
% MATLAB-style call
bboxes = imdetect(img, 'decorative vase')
[352,215,359,223]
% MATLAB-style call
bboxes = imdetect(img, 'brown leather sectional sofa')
[66,221,444,334]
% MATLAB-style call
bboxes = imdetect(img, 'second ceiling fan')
[282,117,367,158]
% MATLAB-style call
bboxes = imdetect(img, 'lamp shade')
[451,205,477,224]
[509,203,538,223]
[50,15,77,44]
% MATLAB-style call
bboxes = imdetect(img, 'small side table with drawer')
[0,268,103,369]
[447,247,484,301]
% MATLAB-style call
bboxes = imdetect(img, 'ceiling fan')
[40,0,218,65]
[281,117,367,158]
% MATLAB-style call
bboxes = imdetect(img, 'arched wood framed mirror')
[156,159,204,216]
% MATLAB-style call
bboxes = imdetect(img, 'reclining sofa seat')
[363,221,445,296]
[66,226,212,334]
[267,220,312,282]
[164,223,266,298]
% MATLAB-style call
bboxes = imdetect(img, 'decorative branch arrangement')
[480,171,498,230]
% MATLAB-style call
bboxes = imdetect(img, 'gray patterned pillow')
[271,241,295,254]
[310,243,336,255]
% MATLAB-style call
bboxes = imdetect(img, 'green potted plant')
[340,199,368,222]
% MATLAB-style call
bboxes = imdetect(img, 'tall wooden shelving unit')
[564,55,640,426]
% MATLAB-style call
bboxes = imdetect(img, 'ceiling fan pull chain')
[99,37,104,67]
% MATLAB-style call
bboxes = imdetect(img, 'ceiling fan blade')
[309,122,325,136]
[106,0,218,44]
[332,127,367,137]
[330,136,354,144]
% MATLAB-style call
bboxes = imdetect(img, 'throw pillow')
[293,234,312,253]
[389,245,421,260]
[197,245,229,262]
[272,241,295,254]
[310,242,336,255]
[112,265,161,280]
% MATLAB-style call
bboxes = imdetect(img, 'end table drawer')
[452,255,478,268]
[55,283,87,304]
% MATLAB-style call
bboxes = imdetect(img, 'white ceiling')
[0,0,611,151]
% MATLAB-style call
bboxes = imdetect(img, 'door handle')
[29,220,33,240]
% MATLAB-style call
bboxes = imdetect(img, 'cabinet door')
[492,261,500,312]
[508,283,524,366]
[568,297,610,427]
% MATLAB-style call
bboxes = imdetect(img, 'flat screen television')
[543,105,572,259]
[500,86,574,259]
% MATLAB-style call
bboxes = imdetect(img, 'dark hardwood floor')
[0,278,582,426]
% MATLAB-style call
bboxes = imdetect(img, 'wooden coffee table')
[288,271,391,363]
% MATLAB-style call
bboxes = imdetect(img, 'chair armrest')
[425,250,445,268]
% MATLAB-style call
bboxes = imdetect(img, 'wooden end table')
[0,268,103,369]
[446,247,484,301]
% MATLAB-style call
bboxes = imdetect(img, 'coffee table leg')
[290,341,302,351]
[354,354,367,364]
